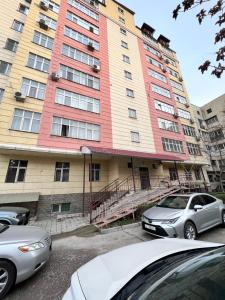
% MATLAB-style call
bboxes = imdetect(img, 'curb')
[101,222,141,234]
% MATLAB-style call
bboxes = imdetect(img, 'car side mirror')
[194,205,203,212]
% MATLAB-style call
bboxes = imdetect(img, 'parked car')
[0,224,51,299]
[0,207,30,225]
[142,193,225,240]
[63,238,223,300]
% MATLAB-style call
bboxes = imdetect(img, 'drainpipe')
[82,154,86,217]
[89,153,93,223]
[131,157,136,192]
[174,160,181,188]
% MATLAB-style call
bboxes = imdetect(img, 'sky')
[119,0,224,106]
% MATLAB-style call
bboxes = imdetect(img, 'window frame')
[54,162,70,182]
[5,160,28,183]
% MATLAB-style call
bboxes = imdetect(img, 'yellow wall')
[0,0,60,146]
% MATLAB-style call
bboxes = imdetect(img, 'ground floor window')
[5,160,28,183]
[52,203,71,213]
[54,162,70,182]
[194,168,202,180]
[169,168,178,181]
[89,163,101,181]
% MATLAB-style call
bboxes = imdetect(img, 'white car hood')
[77,239,221,300]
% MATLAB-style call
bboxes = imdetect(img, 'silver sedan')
[142,193,225,240]
[0,224,51,298]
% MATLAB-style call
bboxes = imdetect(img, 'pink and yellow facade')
[0,0,209,216]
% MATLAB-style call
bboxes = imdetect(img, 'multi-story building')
[0,0,209,217]
[192,93,225,191]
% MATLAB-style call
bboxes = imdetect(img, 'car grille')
[142,222,169,237]
[44,236,51,247]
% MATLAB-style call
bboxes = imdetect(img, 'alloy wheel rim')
[0,268,8,293]
[186,224,196,240]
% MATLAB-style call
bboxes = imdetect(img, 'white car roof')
[78,239,221,300]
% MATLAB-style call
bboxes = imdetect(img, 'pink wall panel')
[37,0,112,150]
[138,38,189,160]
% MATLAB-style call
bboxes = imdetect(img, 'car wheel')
[0,260,16,299]
[184,221,197,240]
[221,211,225,228]
[0,220,10,225]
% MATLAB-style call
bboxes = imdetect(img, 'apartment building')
[192,93,225,191]
[0,0,209,216]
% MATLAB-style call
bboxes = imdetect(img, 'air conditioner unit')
[89,26,94,33]
[185,102,190,108]
[173,112,179,119]
[92,64,100,72]
[162,67,167,73]
[196,135,201,142]
[165,59,170,64]
[190,118,195,124]
[159,54,163,60]
[39,19,49,30]
[87,42,95,51]
[39,1,49,11]
[179,76,183,82]
[51,72,61,81]
[15,91,26,102]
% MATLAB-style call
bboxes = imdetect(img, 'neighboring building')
[0,0,209,217]
[192,94,225,191]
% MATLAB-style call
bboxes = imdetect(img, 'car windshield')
[130,246,225,300]
[156,195,189,209]
[0,224,9,233]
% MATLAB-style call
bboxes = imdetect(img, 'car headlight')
[162,217,180,224]
[18,242,45,253]
[142,215,149,223]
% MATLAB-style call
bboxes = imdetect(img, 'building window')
[209,129,224,142]
[62,44,100,66]
[144,43,161,57]
[120,28,127,35]
[5,39,19,52]
[0,89,4,102]
[11,109,41,133]
[89,163,101,181]
[169,168,178,181]
[48,0,60,13]
[0,61,11,75]
[18,3,29,15]
[162,138,184,153]
[170,79,184,91]
[164,56,176,67]
[55,88,100,113]
[182,125,196,137]
[122,54,130,63]
[68,0,99,20]
[152,84,171,98]
[166,67,179,78]
[12,20,24,32]
[178,109,191,120]
[64,26,100,51]
[205,115,218,125]
[149,69,167,83]
[121,40,128,49]
[33,31,54,49]
[5,160,28,183]
[67,11,99,35]
[27,53,50,73]
[126,88,134,98]
[39,13,57,30]
[124,70,132,80]
[155,100,174,114]
[174,94,187,105]
[60,64,100,90]
[52,117,100,141]
[131,131,140,143]
[187,143,202,156]
[52,203,71,213]
[146,56,163,69]
[207,108,212,114]
[118,7,124,14]
[119,16,125,24]
[128,108,137,119]
[21,78,46,100]
[158,118,179,133]
[194,168,202,180]
[54,162,70,182]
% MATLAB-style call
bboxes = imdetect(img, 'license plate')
[145,224,156,231]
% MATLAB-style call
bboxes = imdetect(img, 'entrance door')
[139,167,150,190]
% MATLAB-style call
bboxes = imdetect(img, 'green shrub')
[210,193,225,202]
